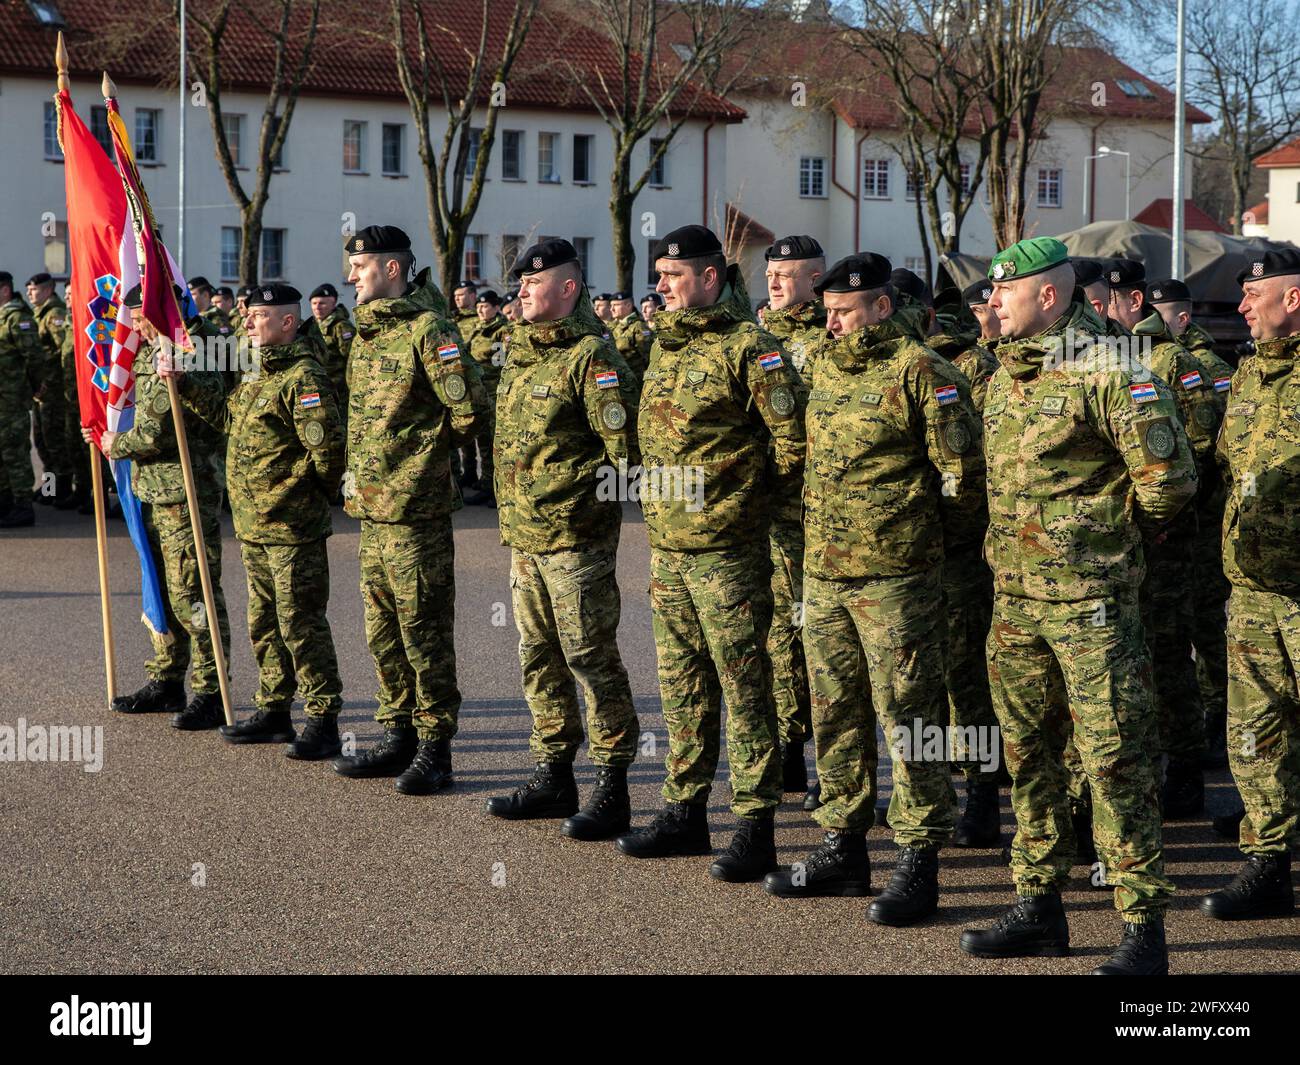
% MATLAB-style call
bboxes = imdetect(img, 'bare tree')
[383,0,538,290]
[186,0,322,285]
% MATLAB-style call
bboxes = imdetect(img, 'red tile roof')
[0,0,744,120]
[1242,201,1269,226]
[1133,197,1227,233]
[724,203,774,247]
[1256,137,1300,168]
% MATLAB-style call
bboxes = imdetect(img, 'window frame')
[134,108,162,165]
[648,137,668,188]
[220,227,242,282]
[862,158,890,200]
[799,156,827,198]
[260,228,286,280]
[1036,166,1063,209]
[573,134,594,184]
[342,119,367,174]
[538,131,561,184]
[501,130,524,181]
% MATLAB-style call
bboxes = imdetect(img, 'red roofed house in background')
[1134,198,1228,234]
[1254,137,1300,245]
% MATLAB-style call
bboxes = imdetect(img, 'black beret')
[595,293,612,302]
[765,235,824,262]
[236,285,255,301]
[1236,247,1300,286]
[654,224,722,261]
[813,253,892,295]
[345,225,411,256]
[1071,258,1105,287]
[0,272,13,287]
[188,275,212,290]
[642,293,664,307]
[1146,278,1192,304]
[962,279,994,306]
[610,291,631,301]
[512,238,580,278]
[27,272,53,286]
[476,289,501,306]
[890,267,932,306]
[504,289,520,303]
[453,279,478,292]
[217,286,234,298]
[245,282,302,307]
[310,283,339,300]
[1103,257,1146,289]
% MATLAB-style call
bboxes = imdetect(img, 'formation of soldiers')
[3,220,1297,977]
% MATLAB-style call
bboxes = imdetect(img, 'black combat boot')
[1213,806,1246,840]
[395,738,453,794]
[615,802,711,858]
[1071,802,1097,865]
[486,761,578,819]
[219,708,294,745]
[782,742,808,793]
[803,781,822,812]
[875,801,891,830]
[1201,710,1228,770]
[33,486,54,506]
[286,716,342,761]
[54,481,85,511]
[959,893,1071,958]
[866,845,940,927]
[112,678,185,715]
[562,765,631,840]
[0,503,35,528]
[952,779,1001,848]
[1162,759,1204,819]
[1092,920,1169,975]
[763,830,871,897]
[170,692,223,731]
[331,725,418,777]
[1201,854,1294,921]
[709,812,778,882]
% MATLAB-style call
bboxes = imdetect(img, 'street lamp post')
[1172,0,1187,278]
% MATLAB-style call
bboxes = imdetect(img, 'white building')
[1254,138,1300,245]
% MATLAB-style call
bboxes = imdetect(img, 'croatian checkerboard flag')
[56,86,195,637]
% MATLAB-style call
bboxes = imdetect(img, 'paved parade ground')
[2,503,1296,976]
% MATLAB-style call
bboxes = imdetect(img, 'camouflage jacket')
[455,309,481,348]
[805,310,986,582]
[202,305,234,339]
[984,298,1198,602]
[495,292,641,554]
[763,300,829,381]
[345,268,489,524]
[468,312,509,400]
[927,328,1000,417]
[1133,312,1224,463]
[610,312,652,378]
[33,295,71,367]
[1217,332,1300,596]
[0,296,42,392]
[180,318,344,544]
[108,317,225,506]
[318,305,355,398]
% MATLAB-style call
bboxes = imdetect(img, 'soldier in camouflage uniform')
[93,284,231,728]
[1151,281,1234,771]
[0,271,43,529]
[58,298,93,513]
[959,238,1198,976]
[592,293,612,325]
[764,254,983,926]
[310,283,355,438]
[166,282,347,758]
[460,289,508,506]
[962,279,1002,344]
[449,281,482,491]
[331,226,490,794]
[485,240,642,839]
[1200,248,1300,921]
[607,291,652,379]
[761,235,827,811]
[27,273,74,507]
[614,225,805,884]
[640,292,663,330]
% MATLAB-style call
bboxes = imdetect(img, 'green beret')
[989,236,1069,282]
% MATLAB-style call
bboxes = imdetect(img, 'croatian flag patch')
[759,352,784,372]
[1214,377,1232,393]
[935,384,959,405]
[1129,382,1158,404]
[438,343,460,362]
[1179,370,1203,390]
[300,392,321,408]
[595,370,620,389]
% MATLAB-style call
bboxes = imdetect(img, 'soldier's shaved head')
[1239,272,1300,341]
[989,262,1074,341]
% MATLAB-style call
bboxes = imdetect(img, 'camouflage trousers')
[511,540,639,766]
[1140,537,1205,762]
[805,568,955,845]
[1225,584,1300,855]
[988,592,1171,920]
[34,351,71,485]
[943,554,999,783]
[144,496,231,693]
[649,543,782,817]
[1192,518,1230,724]
[360,517,461,742]
[0,351,35,500]
[61,343,89,495]
[241,537,342,718]
[769,529,811,747]
[457,415,495,491]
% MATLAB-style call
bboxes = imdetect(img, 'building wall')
[1264,167,1300,245]
[0,75,725,307]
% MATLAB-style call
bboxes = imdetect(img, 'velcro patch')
[759,351,783,372]
[531,384,550,399]
[1214,377,1232,393]
[859,391,882,406]
[1040,395,1066,416]
[380,357,397,373]
[300,392,321,408]
[1129,382,1158,404]
[595,370,619,389]
[935,384,959,405]
[1179,370,1203,390]
[438,343,460,362]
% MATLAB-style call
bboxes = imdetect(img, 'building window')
[267,115,287,169]
[1295,181,1299,203]
[648,138,667,187]
[573,237,592,280]
[463,234,484,281]
[904,256,926,274]
[573,134,593,184]
[43,102,62,160]
[221,113,244,167]
[906,166,921,202]
[382,123,405,176]
[343,120,366,173]
[958,162,971,195]
[261,229,286,280]
[647,239,658,286]
[44,220,68,276]
[1115,78,1154,99]
[862,158,889,199]
[538,132,560,183]
[90,105,112,156]
[1037,167,1062,208]
[465,127,483,176]
[501,130,523,180]
[501,234,524,280]
[799,156,826,198]
[221,227,241,280]
[135,109,161,163]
